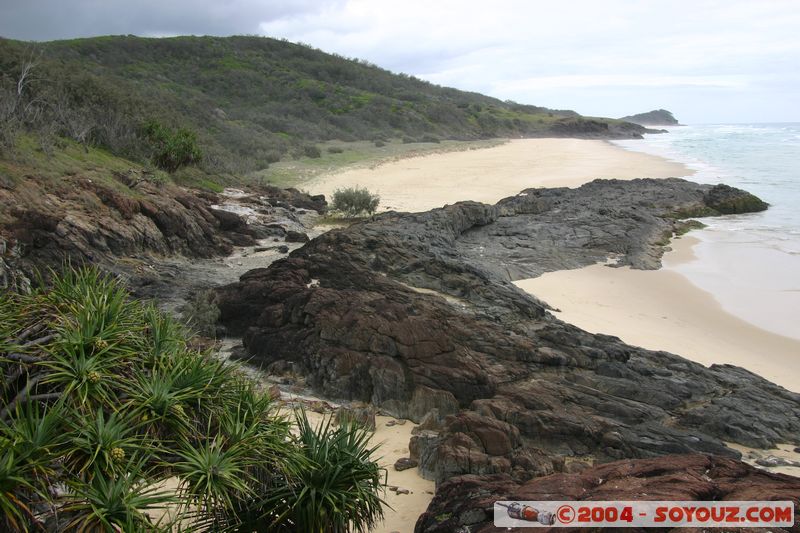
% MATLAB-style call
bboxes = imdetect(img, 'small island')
[620,108,681,126]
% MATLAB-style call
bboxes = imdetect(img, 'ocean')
[614,124,800,340]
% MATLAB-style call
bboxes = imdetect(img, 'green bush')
[142,120,202,173]
[0,266,387,531]
[327,146,344,154]
[331,186,380,216]
[420,134,440,143]
[302,144,321,158]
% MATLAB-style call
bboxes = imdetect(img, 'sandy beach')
[308,138,691,212]
[514,236,800,392]
[311,137,800,392]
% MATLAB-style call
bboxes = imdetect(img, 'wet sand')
[514,236,800,392]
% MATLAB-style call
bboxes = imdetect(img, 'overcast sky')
[2,0,799,123]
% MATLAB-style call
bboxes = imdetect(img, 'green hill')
[0,35,649,178]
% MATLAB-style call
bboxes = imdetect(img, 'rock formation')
[415,454,800,532]
[216,178,797,494]
[0,171,326,292]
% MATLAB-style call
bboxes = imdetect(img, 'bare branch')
[0,374,45,420]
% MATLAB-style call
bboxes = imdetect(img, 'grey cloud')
[0,0,343,41]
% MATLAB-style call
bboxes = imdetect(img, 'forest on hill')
[0,35,648,177]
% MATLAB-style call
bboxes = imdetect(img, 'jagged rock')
[210,208,246,231]
[410,412,554,484]
[216,178,800,488]
[285,230,310,243]
[415,454,800,532]
[408,386,460,422]
[394,457,418,471]
[0,178,326,289]
[705,183,769,214]
[334,402,376,430]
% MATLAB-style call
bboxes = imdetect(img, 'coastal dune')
[309,138,691,212]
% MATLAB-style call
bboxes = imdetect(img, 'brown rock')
[267,384,281,400]
[285,230,310,243]
[394,457,419,471]
[415,454,800,532]
[334,402,376,431]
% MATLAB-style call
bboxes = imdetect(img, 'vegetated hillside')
[620,108,680,126]
[0,35,650,176]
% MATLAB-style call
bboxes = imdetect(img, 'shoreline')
[514,235,800,392]
[306,138,692,212]
[308,136,799,392]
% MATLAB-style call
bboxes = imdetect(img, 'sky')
[1,0,799,123]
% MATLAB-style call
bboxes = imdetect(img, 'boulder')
[394,457,418,471]
[334,402,376,431]
[285,230,310,243]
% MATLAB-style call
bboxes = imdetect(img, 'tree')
[331,186,380,216]
[142,120,202,173]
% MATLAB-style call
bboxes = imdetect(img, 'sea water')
[614,124,800,340]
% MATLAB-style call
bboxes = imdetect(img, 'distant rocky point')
[621,108,681,126]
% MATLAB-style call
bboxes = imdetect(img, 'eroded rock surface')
[0,173,326,304]
[415,454,800,532]
[216,178,798,491]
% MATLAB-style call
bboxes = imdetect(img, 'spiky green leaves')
[1,266,388,532]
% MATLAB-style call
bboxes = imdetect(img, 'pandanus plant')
[1,266,388,532]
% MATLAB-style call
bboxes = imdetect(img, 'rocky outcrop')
[415,454,800,532]
[216,178,800,489]
[0,172,326,288]
[548,118,663,139]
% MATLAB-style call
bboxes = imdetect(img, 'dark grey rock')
[394,457,419,471]
[216,178,800,488]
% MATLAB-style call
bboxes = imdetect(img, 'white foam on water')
[616,123,800,340]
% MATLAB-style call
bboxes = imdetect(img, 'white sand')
[370,416,435,533]
[514,236,800,392]
[308,138,691,212]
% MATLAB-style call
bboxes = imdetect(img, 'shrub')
[141,120,202,173]
[420,134,440,143]
[327,146,344,154]
[373,140,385,147]
[331,186,380,216]
[0,266,387,531]
[302,144,321,158]
[259,412,386,532]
